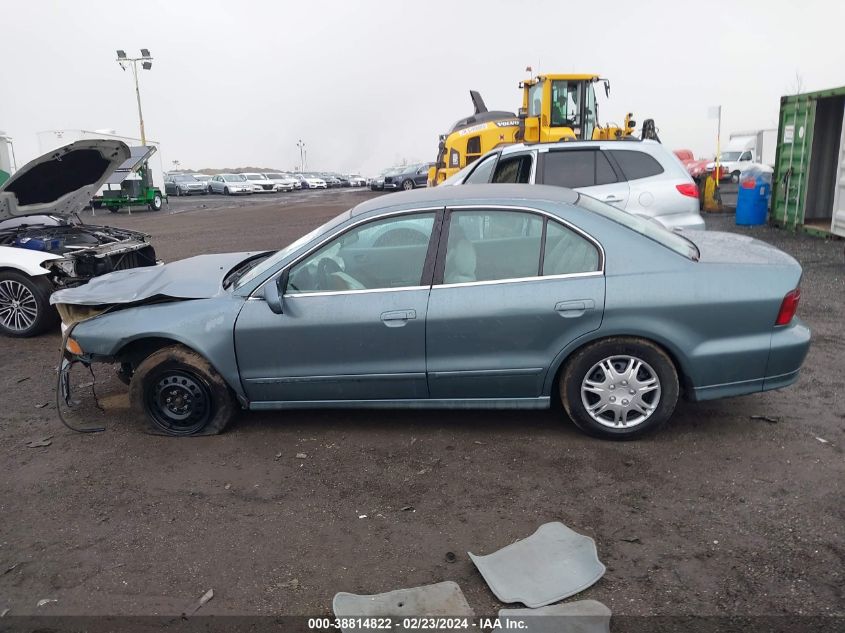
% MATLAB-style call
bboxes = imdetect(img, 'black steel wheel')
[129,345,237,436]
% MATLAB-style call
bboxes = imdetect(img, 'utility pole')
[296,139,306,172]
[116,49,153,145]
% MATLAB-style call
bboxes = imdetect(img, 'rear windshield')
[575,193,699,260]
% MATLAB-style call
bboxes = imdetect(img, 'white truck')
[711,129,777,182]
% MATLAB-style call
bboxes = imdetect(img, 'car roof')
[349,183,578,217]
[496,138,666,156]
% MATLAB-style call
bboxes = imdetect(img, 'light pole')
[116,49,153,145]
[172,160,181,172]
[296,139,306,172]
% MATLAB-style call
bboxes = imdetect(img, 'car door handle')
[555,299,595,318]
[380,309,416,327]
[603,195,624,203]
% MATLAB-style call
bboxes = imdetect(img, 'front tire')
[149,193,163,211]
[224,187,230,195]
[402,179,414,191]
[0,272,58,338]
[731,170,741,183]
[129,345,237,436]
[560,337,679,440]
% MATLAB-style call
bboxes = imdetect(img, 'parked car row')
[165,171,370,196]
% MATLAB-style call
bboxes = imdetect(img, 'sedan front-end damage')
[0,140,161,336]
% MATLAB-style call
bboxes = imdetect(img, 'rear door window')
[541,150,618,188]
[491,154,533,183]
[607,150,664,180]
[442,210,542,283]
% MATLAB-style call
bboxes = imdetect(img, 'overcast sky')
[1,0,843,175]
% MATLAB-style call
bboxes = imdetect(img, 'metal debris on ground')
[36,599,57,607]
[400,506,415,512]
[34,403,48,409]
[333,581,474,628]
[0,608,8,617]
[26,437,52,448]
[295,452,307,459]
[750,415,779,424]
[191,588,214,614]
[468,522,606,608]
[493,600,612,633]
[815,437,829,444]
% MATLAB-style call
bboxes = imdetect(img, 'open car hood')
[0,140,130,221]
[50,251,264,307]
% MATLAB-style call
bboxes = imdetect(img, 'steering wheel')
[316,257,342,290]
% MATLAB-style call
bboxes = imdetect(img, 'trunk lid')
[0,140,130,220]
[687,230,799,267]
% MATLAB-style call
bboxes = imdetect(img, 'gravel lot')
[0,189,842,622]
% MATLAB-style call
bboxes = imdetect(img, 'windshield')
[223,174,247,182]
[720,151,742,161]
[266,174,285,179]
[234,210,352,289]
[576,193,699,260]
[245,174,265,180]
[174,175,196,182]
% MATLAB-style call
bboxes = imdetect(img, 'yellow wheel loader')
[429,73,659,185]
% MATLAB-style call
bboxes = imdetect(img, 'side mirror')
[263,271,287,315]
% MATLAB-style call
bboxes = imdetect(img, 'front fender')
[70,296,247,399]
[0,245,61,277]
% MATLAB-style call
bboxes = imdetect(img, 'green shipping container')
[771,85,845,237]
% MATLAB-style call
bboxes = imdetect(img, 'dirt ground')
[0,190,843,623]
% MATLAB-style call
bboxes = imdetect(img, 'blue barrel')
[736,177,770,225]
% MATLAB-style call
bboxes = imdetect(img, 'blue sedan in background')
[53,185,810,439]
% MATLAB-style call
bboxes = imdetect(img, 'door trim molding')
[249,396,551,410]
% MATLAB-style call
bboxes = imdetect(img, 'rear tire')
[129,345,237,436]
[224,187,230,195]
[560,337,679,440]
[0,272,58,338]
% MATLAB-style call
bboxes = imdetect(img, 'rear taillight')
[775,288,801,326]
[676,183,699,198]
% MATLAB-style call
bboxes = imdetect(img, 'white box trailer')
[36,129,165,192]
[728,129,777,166]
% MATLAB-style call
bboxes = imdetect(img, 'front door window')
[288,213,436,293]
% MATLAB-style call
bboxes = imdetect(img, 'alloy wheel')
[0,279,38,332]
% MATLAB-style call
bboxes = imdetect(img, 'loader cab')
[521,75,600,143]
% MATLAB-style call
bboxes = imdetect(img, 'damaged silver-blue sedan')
[52,185,810,439]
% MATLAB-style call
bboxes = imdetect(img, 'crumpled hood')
[50,251,262,306]
[688,231,798,266]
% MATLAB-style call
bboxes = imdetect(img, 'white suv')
[446,140,705,231]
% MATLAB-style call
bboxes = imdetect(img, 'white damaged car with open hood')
[0,140,159,337]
